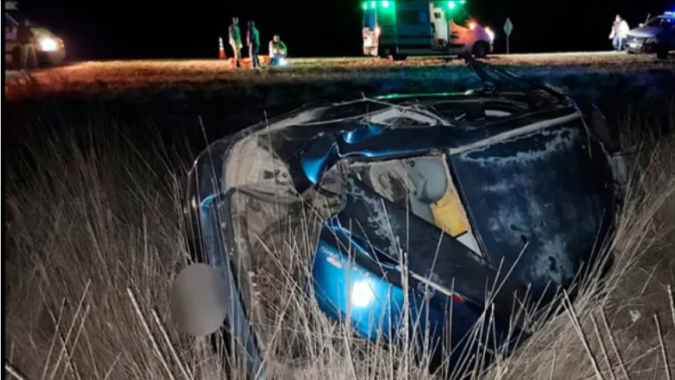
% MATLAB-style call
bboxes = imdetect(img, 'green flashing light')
[362,2,368,10]
[382,1,390,8]
[460,0,466,4]
[370,1,376,9]
[448,1,456,9]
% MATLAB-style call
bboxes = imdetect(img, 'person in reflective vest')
[268,35,287,66]
[247,20,261,69]
[229,17,242,67]
[17,18,38,70]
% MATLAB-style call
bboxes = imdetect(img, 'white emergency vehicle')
[362,1,495,60]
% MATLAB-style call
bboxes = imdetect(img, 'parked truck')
[362,0,495,60]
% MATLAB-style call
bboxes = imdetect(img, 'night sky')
[12,0,675,60]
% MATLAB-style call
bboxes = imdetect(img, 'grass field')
[4,55,675,380]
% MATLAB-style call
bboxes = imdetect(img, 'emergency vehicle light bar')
[362,1,467,11]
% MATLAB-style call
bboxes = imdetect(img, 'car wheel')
[379,46,393,59]
[392,53,408,61]
[472,41,488,58]
[656,44,668,59]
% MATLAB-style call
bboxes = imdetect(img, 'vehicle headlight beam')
[39,37,58,52]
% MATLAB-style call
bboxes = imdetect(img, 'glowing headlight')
[485,27,495,41]
[278,57,288,66]
[351,280,375,307]
[39,37,58,52]
[645,37,659,44]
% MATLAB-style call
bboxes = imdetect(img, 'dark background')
[10,1,675,60]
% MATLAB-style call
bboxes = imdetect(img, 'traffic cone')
[219,37,226,60]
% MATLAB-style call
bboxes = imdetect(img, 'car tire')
[391,53,407,61]
[472,41,488,58]
[379,46,392,59]
[656,44,668,59]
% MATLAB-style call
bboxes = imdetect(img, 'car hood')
[628,26,662,38]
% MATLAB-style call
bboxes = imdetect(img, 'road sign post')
[504,18,513,54]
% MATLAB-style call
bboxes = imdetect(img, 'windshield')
[659,17,673,28]
[645,15,673,28]
[30,27,55,36]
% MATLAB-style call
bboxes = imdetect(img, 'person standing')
[247,20,261,69]
[609,14,630,51]
[228,17,242,67]
[17,18,38,70]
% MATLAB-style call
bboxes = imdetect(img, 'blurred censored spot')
[171,264,229,337]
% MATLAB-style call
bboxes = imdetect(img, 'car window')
[5,14,18,40]
[399,10,429,25]
[645,16,669,27]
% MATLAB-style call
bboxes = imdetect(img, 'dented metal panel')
[333,176,530,320]
[449,121,616,303]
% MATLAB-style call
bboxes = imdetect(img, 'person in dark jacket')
[247,20,261,69]
[228,17,242,67]
[17,18,38,70]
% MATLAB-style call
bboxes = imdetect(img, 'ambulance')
[362,1,495,60]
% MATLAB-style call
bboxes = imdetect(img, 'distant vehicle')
[361,1,495,61]
[626,11,674,59]
[4,1,66,68]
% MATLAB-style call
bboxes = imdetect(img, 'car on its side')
[178,56,631,379]
[626,11,675,59]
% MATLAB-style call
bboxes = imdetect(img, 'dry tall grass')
[4,114,675,380]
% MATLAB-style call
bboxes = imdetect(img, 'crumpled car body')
[183,58,629,379]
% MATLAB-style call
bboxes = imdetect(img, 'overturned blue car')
[180,57,630,379]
